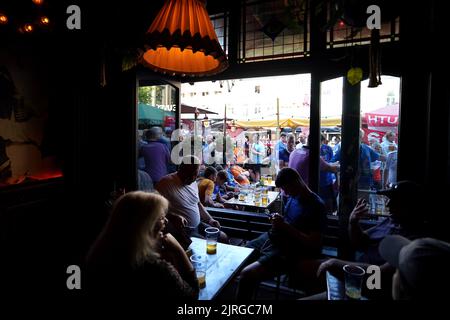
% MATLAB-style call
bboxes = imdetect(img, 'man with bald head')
[156,156,228,243]
[139,126,170,185]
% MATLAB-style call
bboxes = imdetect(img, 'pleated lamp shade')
[143,0,228,77]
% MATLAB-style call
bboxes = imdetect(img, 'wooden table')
[225,191,279,210]
[189,237,254,300]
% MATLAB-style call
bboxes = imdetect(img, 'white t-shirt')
[385,151,398,185]
[381,140,397,155]
[156,173,201,228]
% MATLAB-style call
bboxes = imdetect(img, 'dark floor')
[216,276,306,300]
[217,237,307,300]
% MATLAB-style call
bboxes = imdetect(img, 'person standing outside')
[320,134,337,213]
[250,133,265,182]
[244,135,250,159]
[381,131,398,155]
[278,133,295,169]
[139,127,170,186]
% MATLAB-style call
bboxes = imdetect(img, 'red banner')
[364,113,399,127]
[362,128,398,144]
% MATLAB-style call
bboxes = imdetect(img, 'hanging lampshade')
[143,0,228,77]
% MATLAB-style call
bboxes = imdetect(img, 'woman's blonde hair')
[88,191,168,267]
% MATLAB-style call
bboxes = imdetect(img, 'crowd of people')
[84,126,447,301]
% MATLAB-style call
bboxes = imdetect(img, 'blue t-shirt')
[213,185,226,199]
[283,193,327,235]
[278,148,290,163]
[225,168,236,187]
[332,143,380,189]
[251,142,265,164]
[276,141,286,153]
[331,143,341,162]
[320,144,333,162]
[359,144,380,189]
[320,144,334,187]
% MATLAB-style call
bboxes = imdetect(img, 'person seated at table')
[230,164,250,185]
[213,170,235,204]
[156,156,229,243]
[236,167,327,300]
[220,162,242,191]
[85,191,199,299]
[379,235,450,300]
[213,164,237,193]
[197,166,224,208]
[313,181,434,300]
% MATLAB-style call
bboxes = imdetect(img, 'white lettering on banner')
[387,116,398,125]
[367,115,378,125]
[366,114,399,127]
[155,104,176,112]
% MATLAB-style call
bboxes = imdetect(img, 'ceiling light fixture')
[142,0,228,77]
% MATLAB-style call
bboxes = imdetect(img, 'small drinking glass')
[261,195,268,206]
[190,254,207,289]
[343,264,366,300]
[205,227,220,255]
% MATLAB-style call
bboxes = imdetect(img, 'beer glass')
[205,227,220,254]
[343,265,365,300]
[190,254,207,288]
[261,195,268,206]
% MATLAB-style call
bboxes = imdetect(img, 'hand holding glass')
[343,264,365,300]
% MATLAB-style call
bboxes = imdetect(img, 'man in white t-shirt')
[381,131,398,155]
[156,155,228,243]
[384,150,398,187]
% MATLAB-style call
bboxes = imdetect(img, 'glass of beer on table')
[190,254,207,289]
[205,227,220,254]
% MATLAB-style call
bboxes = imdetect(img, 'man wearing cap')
[315,181,433,299]
[347,181,431,264]
[379,235,450,300]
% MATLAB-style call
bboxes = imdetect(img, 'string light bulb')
[0,14,8,25]
[23,23,34,33]
[32,0,44,5]
[40,16,50,25]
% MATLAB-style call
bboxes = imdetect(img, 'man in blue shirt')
[237,168,327,300]
[320,135,336,213]
[278,133,295,169]
[275,132,287,154]
[333,130,383,190]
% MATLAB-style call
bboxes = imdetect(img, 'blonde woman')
[86,191,199,299]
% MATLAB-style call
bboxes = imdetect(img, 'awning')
[181,103,218,115]
[234,117,341,128]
